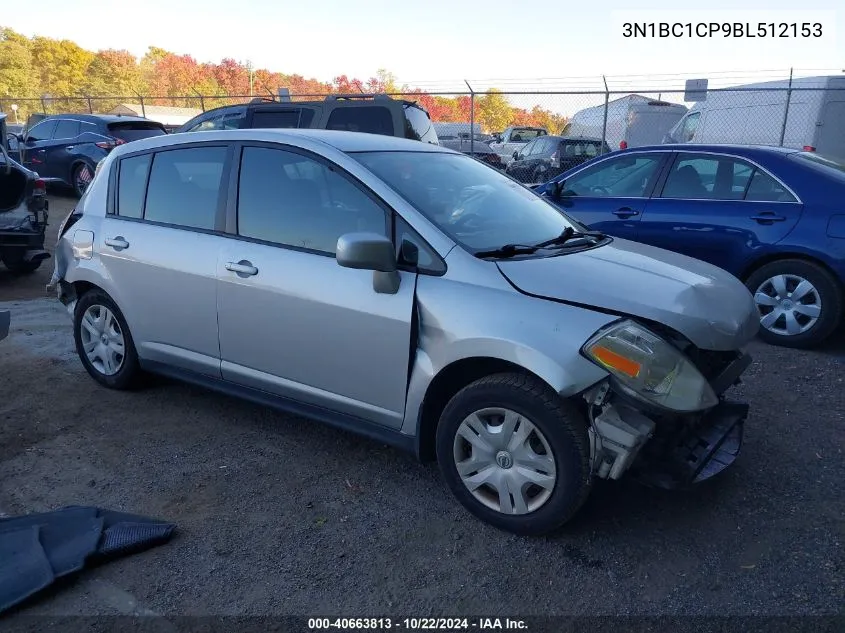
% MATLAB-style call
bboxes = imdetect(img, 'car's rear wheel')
[435,372,591,536]
[72,162,94,197]
[745,259,843,349]
[73,289,141,389]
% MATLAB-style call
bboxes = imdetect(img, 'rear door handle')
[750,212,786,223]
[613,207,639,218]
[104,236,129,250]
[225,260,258,277]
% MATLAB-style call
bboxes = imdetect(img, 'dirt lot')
[1,194,843,618]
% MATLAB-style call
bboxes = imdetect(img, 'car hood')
[496,238,760,351]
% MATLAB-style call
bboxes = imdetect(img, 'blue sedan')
[535,144,845,349]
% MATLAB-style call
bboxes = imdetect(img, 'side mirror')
[336,232,400,295]
[512,151,519,160]
[550,180,566,199]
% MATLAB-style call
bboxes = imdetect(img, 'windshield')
[353,151,577,253]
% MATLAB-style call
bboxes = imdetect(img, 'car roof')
[118,128,454,155]
[626,143,802,156]
[45,113,155,125]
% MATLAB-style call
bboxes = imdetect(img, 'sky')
[3,0,842,96]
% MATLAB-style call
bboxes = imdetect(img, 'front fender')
[400,275,616,436]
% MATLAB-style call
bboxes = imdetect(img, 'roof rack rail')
[250,96,278,104]
[324,94,393,101]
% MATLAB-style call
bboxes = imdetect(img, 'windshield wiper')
[474,228,607,259]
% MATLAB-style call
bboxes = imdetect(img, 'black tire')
[3,258,42,274]
[745,259,843,349]
[73,289,142,390]
[435,372,592,536]
[72,162,95,198]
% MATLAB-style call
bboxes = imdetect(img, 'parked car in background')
[436,133,505,169]
[663,76,845,163]
[488,126,548,165]
[51,128,758,536]
[176,94,439,145]
[505,135,611,184]
[537,144,845,348]
[1,113,50,274]
[565,95,687,151]
[7,114,167,196]
[433,122,482,138]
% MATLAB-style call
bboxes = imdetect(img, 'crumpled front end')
[579,321,753,490]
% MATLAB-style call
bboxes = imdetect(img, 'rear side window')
[326,106,393,136]
[53,120,80,139]
[251,109,315,129]
[143,147,226,230]
[108,122,167,143]
[117,154,151,219]
[745,169,797,202]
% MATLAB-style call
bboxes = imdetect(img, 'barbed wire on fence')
[2,82,842,154]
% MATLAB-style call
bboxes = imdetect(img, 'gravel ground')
[0,195,843,618]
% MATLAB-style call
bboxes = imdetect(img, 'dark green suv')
[175,94,439,145]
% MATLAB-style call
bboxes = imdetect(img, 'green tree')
[477,89,513,132]
[30,36,94,98]
[84,49,143,97]
[0,27,34,98]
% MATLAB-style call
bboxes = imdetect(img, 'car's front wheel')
[436,372,592,536]
[745,259,843,349]
[73,289,142,389]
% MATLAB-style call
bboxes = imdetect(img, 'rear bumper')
[633,400,749,490]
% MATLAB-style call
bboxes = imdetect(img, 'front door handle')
[225,260,259,277]
[750,212,786,223]
[104,236,129,250]
[613,207,639,218]
[65,145,75,150]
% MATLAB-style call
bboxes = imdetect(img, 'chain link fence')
[2,84,843,154]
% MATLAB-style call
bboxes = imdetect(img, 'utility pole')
[246,59,254,97]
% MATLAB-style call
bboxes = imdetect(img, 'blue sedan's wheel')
[746,259,843,349]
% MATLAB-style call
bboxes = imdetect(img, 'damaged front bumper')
[583,350,752,490]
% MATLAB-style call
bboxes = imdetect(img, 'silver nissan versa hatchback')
[50,129,760,535]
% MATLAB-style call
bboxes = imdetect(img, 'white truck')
[663,75,845,162]
[488,126,548,165]
[564,94,688,150]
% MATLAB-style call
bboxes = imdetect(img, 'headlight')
[582,320,718,413]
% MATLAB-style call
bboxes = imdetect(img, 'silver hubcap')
[453,407,556,516]
[80,305,125,375]
[754,274,822,336]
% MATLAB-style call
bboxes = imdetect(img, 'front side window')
[563,154,663,198]
[681,112,700,142]
[237,146,387,254]
[143,146,226,230]
[353,151,577,253]
[26,120,57,142]
[326,107,393,136]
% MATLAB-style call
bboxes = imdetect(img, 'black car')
[1,113,50,274]
[505,135,611,184]
[176,94,439,144]
[8,114,167,196]
[437,134,505,169]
